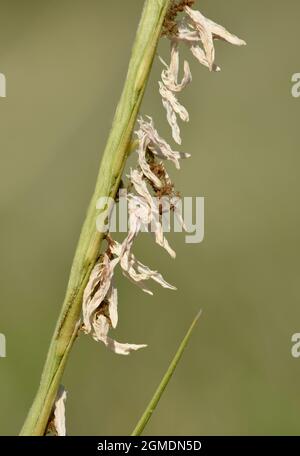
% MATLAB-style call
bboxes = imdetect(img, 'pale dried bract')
[184,6,246,71]
[92,314,147,356]
[53,385,67,437]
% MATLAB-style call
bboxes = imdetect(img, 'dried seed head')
[81,2,245,359]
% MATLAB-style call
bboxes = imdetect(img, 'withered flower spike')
[81,4,245,361]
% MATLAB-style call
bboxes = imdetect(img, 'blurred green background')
[1,0,300,435]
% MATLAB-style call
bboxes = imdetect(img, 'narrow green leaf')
[131,310,202,436]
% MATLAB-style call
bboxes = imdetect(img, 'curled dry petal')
[84,265,147,356]
[111,241,176,295]
[92,314,147,356]
[185,6,246,70]
[106,281,118,328]
[152,212,176,258]
[189,44,220,72]
[162,95,181,144]
[137,131,163,189]
[158,82,189,145]
[129,169,154,207]
[53,385,67,437]
[129,170,176,258]
[176,22,200,42]
[160,42,192,92]
[170,195,188,231]
[82,254,119,333]
[119,189,152,271]
[137,117,190,170]
[159,82,189,120]
[175,22,220,71]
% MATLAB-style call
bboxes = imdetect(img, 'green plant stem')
[131,310,202,436]
[20,0,172,436]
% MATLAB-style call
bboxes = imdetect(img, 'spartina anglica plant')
[20,0,245,436]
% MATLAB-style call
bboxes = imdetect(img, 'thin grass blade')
[131,310,202,436]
